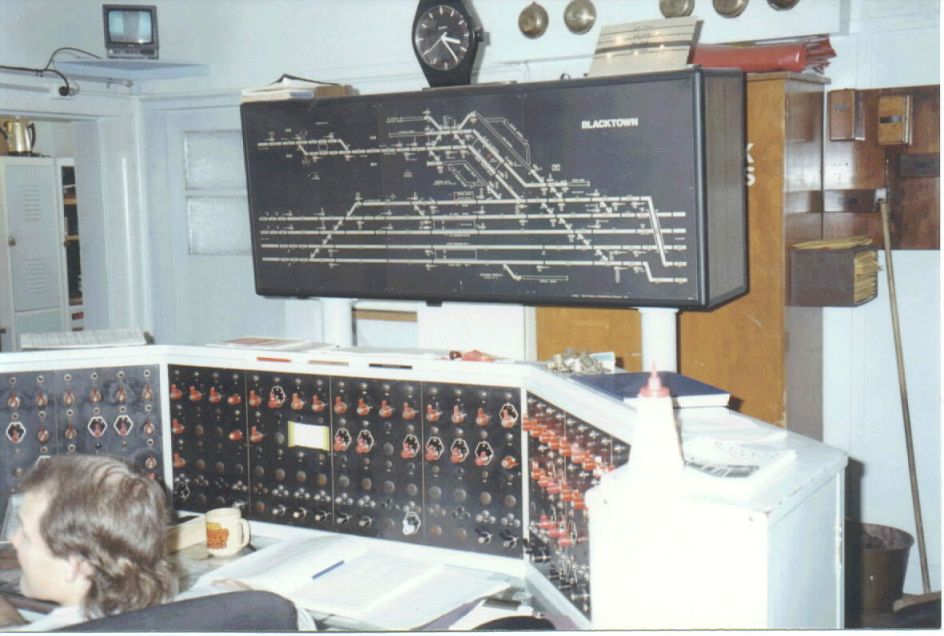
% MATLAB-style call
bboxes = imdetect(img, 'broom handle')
[879,198,931,594]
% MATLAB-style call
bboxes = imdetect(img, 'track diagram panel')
[242,69,746,307]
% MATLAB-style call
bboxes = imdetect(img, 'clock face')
[413,4,472,71]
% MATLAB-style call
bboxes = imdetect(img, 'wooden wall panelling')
[679,73,826,427]
[535,306,642,371]
[823,84,939,248]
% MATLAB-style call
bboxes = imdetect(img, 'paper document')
[195,535,509,630]
[19,328,147,350]
[208,335,321,351]
[683,435,797,490]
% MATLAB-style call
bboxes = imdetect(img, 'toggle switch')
[474,528,492,544]
[499,530,518,548]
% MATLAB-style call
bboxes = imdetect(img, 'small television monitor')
[103,4,158,59]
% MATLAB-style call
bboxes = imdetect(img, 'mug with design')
[205,507,250,557]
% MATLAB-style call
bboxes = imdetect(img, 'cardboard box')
[788,245,878,307]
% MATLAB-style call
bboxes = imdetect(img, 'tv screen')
[103,4,158,58]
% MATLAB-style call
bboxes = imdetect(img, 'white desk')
[170,528,562,631]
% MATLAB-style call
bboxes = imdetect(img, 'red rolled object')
[693,43,807,72]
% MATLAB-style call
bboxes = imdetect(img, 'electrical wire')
[0,46,98,96]
[0,62,71,95]
[44,46,102,70]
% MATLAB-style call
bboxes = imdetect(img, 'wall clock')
[412,0,482,87]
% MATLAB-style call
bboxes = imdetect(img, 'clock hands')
[422,32,446,58]
[423,32,464,64]
[441,36,461,63]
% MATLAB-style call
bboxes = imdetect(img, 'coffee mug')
[205,507,250,557]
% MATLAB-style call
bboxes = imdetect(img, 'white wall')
[824,252,941,594]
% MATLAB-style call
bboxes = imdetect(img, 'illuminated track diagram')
[251,109,691,288]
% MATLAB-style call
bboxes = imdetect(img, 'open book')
[193,534,509,630]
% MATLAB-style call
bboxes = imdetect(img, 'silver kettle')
[0,119,36,156]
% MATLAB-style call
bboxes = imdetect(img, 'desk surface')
[2,536,564,631]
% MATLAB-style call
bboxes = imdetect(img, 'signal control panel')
[169,364,524,557]
[168,365,250,512]
[0,365,163,517]
[524,393,630,619]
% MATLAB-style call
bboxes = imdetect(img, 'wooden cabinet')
[536,307,642,372]
[0,156,73,351]
[680,72,827,428]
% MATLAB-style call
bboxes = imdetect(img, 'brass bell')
[563,0,596,34]
[518,2,548,39]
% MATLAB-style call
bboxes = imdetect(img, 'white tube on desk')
[638,307,678,372]
[320,298,354,346]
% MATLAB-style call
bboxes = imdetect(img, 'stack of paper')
[242,78,355,102]
[853,249,880,303]
[194,535,509,630]
[19,328,147,350]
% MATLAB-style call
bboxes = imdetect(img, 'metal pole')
[879,197,931,594]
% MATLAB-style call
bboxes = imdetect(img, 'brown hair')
[20,454,175,618]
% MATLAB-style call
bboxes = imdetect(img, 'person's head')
[10,454,175,618]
